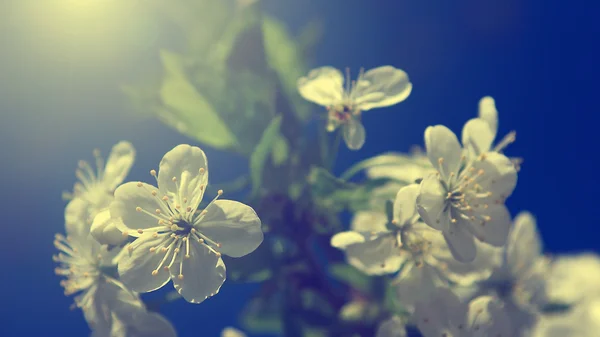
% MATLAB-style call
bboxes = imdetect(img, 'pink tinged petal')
[195,200,263,258]
[117,233,172,293]
[444,221,477,262]
[507,211,542,276]
[344,234,405,275]
[466,296,512,336]
[424,125,464,178]
[461,118,495,157]
[473,152,517,203]
[91,209,126,246]
[350,211,388,233]
[376,316,407,337]
[297,66,345,107]
[393,184,420,226]
[65,198,91,240]
[416,175,448,231]
[102,141,136,191]
[111,182,164,237]
[352,66,412,111]
[170,241,226,304]
[478,96,498,137]
[157,144,208,210]
[463,205,512,247]
[342,118,366,150]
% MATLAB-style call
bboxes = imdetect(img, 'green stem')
[327,130,342,170]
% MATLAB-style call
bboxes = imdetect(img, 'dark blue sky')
[0,0,598,336]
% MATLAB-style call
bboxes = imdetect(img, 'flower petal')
[65,198,91,240]
[414,287,465,337]
[474,152,518,203]
[444,221,477,262]
[478,96,498,137]
[466,296,511,336]
[127,311,178,337]
[350,211,389,233]
[221,327,247,337]
[463,205,512,247]
[394,264,439,310]
[297,66,344,107]
[416,175,448,231]
[111,182,163,237]
[102,141,136,191]
[342,117,366,150]
[194,200,263,258]
[376,316,407,337]
[118,233,172,293]
[461,118,495,157]
[157,144,208,210]
[331,231,367,249]
[506,211,542,276]
[352,66,412,111]
[344,234,405,275]
[424,125,463,177]
[170,241,226,304]
[91,209,127,246]
[393,184,420,226]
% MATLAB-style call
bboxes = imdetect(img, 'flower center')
[173,219,193,236]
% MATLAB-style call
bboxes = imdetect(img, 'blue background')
[1,0,598,336]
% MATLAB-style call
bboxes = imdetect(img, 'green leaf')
[271,134,290,166]
[159,50,238,150]
[250,115,283,197]
[328,263,372,294]
[223,241,273,283]
[241,296,283,334]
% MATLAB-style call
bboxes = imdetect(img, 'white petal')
[350,211,389,233]
[344,234,405,275]
[376,316,407,337]
[342,118,366,150]
[434,240,497,286]
[65,198,91,240]
[127,311,177,337]
[474,152,517,203]
[478,96,498,137]
[546,253,600,304]
[416,175,448,231]
[102,141,136,191]
[352,66,412,111]
[170,241,226,304]
[297,66,344,107]
[194,200,263,258]
[424,125,463,177]
[91,209,127,246]
[393,184,420,226]
[414,287,465,337]
[111,182,163,237]
[221,327,247,337]
[394,264,439,310]
[506,211,542,276]
[118,233,172,293]
[463,205,512,247]
[157,144,208,210]
[461,118,495,157]
[444,221,477,262]
[466,296,511,337]
[331,231,367,249]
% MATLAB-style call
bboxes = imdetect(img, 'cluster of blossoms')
[54,64,598,337]
[55,144,263,336]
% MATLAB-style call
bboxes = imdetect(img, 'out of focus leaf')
[271,134,289,166]
[224,241,273,283]
[250,115,283,197]
[300,289,336,319]
[339,301,381,323]
[328,263,372,294]
[241,295,283,334]
[159,50,238,150]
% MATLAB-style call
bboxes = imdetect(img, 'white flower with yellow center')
[111,144,263,304]
[297,65,412,150]
[417,125,517,262]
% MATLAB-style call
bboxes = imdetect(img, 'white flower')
[111,144,264,304]
[65,142,135,246]
[376,316,407,337]
[530,297,600,337]
[297,66,412,150]
[91,209,127,247]
[414,287,511,337]
[416,125,517,262]
[221,327,247,337]
[54,214,174,336]
[545,253,600,306]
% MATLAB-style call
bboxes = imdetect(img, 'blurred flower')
[111,144,263,304]
[545,253,600,306]
[376,316,407,337]
[414,287,511,337]
[221,327,247,337]
[91,209,127,246]
[530,297,600,337]
[297,66,412,150]
[417,125,517,262]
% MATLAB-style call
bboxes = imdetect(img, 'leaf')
[241,295,283,334]
[262,16,311,121]
[159,50,238,150]
[328,263,372,294]
[271,134,289,166]
[250,115,283,197]
[223,241,273,283]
